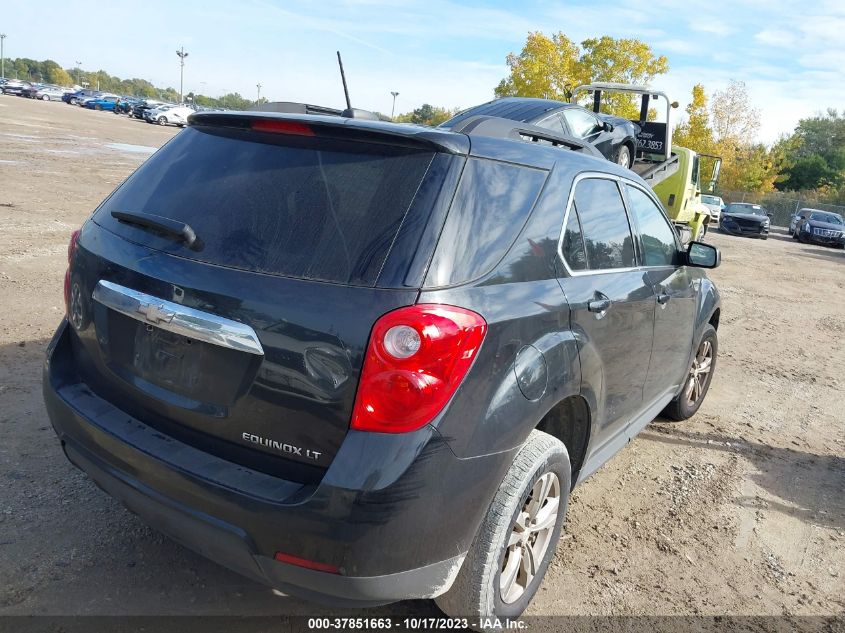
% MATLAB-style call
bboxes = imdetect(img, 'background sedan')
[793,210,845,248]
[720,202,771,239]
[84,96,119,111]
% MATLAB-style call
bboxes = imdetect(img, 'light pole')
[75,60,81,86]
[176,46,188,103]
[1,34,6,80]
[256,83,261,104]
[390,91,399,119]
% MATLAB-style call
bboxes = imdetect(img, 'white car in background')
[701,194,725,223]
[146,103,196,127]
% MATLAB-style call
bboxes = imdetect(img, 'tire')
[616,144,633,168]
[792,231,799,240]
[95,104,103,111]
[70,98,77,105]
[435,430,571,626]
[661,324,718,421]
[158,116,167,126]
[41,94,49,101]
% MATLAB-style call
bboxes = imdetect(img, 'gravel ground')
[0,95,843,623]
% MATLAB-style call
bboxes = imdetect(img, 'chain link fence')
[717,190,845,227]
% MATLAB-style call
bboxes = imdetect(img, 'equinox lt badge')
[242,433,322,460]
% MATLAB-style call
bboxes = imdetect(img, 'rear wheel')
[95,104,103,111]
[661,324,717,421]
[158,116,167,126]
[41,94,49,101]
[435,430,570,625]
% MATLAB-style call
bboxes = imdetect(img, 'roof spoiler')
[187,111,470,155]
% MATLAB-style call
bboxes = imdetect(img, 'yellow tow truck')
[571,83,721,244]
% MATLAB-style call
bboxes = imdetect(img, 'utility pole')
[256,83,261,104]
[390,91,399,119]
[75,60,81,86]
[0,34,6,80]
[176,46,188,103]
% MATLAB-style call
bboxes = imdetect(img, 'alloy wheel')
[685,339,713,407]
[618,146,631,167]
[500,472,560,604]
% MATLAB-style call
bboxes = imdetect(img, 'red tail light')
[64,229,81,314]
[351,304,487,434]
[251,119,314,136]
[274,551,340,574]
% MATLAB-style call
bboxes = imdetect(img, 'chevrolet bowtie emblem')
[137,302,176,325]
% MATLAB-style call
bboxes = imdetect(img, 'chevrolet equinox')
[44,111,722,621]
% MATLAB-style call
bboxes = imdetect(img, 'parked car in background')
[132,99,169,119]
[114,97,142,114]
[700,194,725,223]
[440,97,641,167]
[34,86,70,101]
[146,103,195,126]
[2,80,30,96]
[45,110,721,622]
[84,95,120,111]
[720,203,771,239]
[793,210,845,248]
[789,208,816,235]
[79,93,117,107]
[63,89,97,105]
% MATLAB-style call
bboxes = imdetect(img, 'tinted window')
[626,185,677,266]
[426,159,546,286]
[573,178,635,270]
[536,114,566,136]
[561,204,587,271]
[94,127,434,285]
[562,109,600,137]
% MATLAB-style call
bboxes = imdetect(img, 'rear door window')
[93,126,435,286]
[561,203,587,271]
[424,158,546,287]
[571,178,635,270]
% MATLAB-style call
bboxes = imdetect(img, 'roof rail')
[450,115,603,158]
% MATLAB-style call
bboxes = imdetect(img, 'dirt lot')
[0,95,843,623]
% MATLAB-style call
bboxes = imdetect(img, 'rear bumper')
[43,320,512,606]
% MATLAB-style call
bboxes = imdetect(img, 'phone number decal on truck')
[637,138,664,152]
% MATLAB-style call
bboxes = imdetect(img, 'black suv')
[44,111,721,621]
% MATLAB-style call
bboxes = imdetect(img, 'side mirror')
[767,212,773,218]
[687,241,720,269]
[603,121,614,132]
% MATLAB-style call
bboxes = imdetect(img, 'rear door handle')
[587,294,612,317]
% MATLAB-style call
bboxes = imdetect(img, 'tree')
[710,80,760,143]
[495,32,580,100]
[673,84,714,154]
[495,32,668,118]
[395,103,455,126]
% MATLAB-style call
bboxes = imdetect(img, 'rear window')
[94,126,435,285]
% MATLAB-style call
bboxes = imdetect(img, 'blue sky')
[4,0,844,142]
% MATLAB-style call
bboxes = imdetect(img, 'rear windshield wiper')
[111,210,202,251]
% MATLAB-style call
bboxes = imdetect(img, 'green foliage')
[776,111,845,195]
[673,84,713,155]
[394,103,456,126]
[495,32,668,119]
